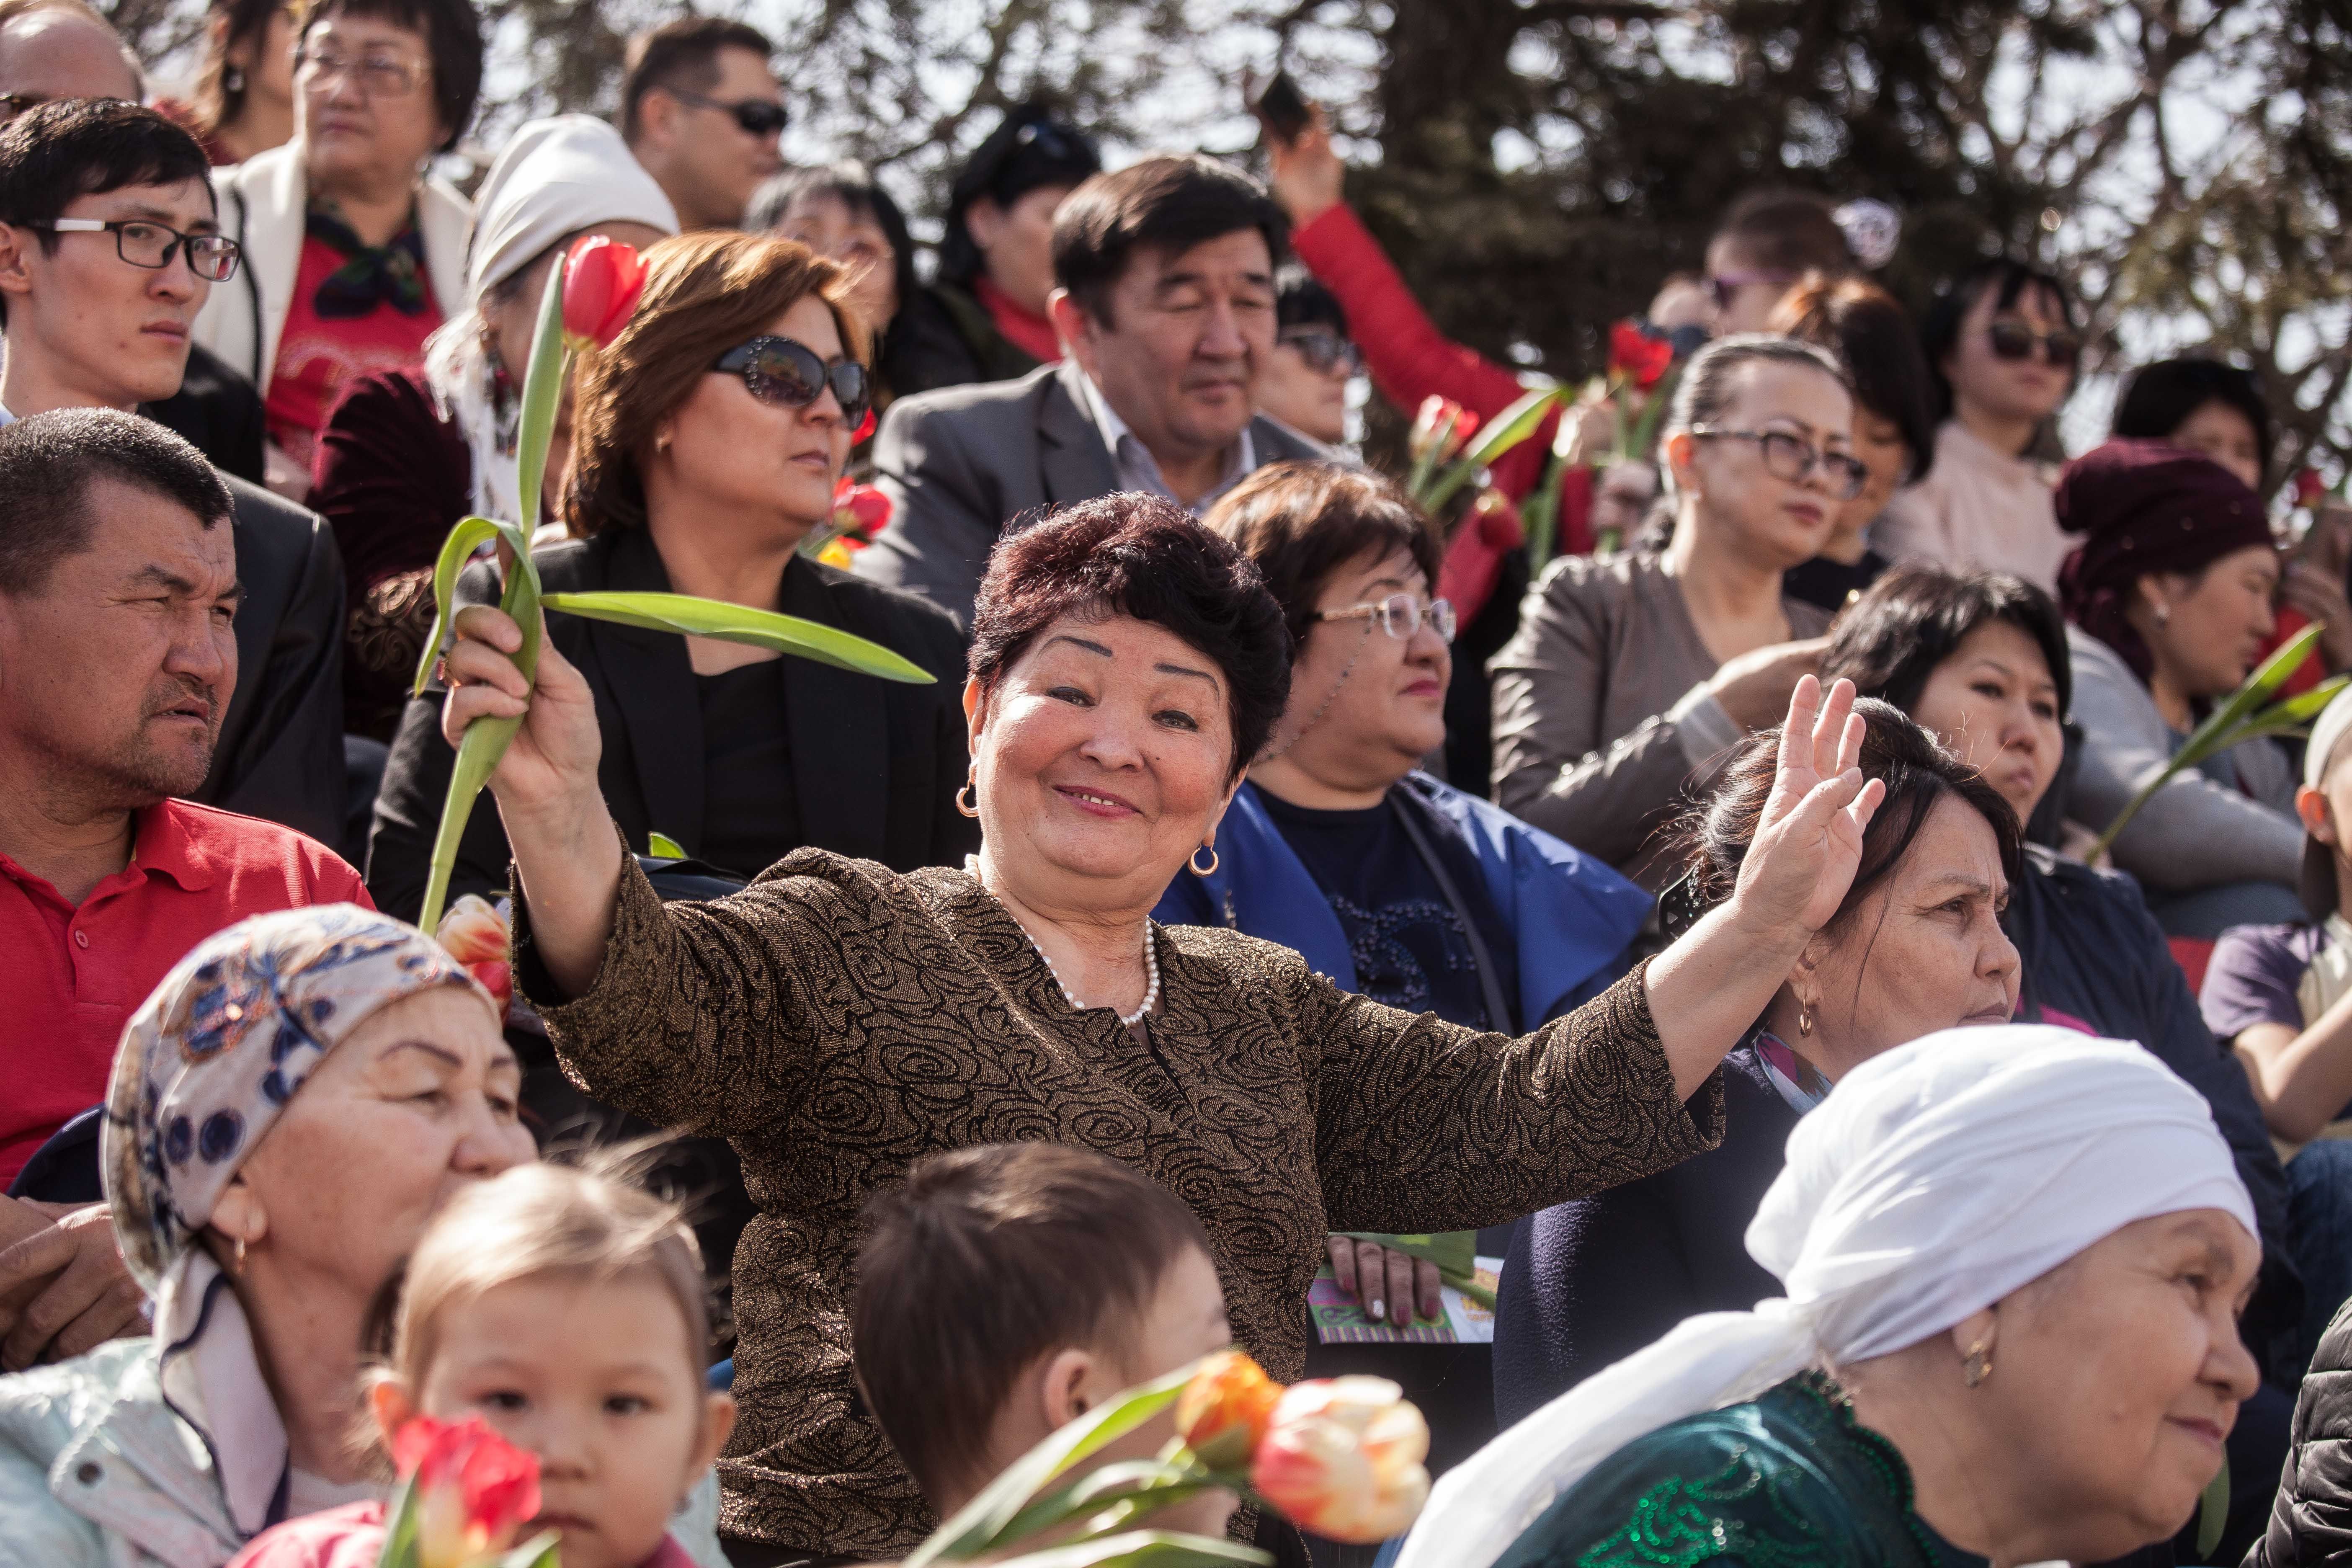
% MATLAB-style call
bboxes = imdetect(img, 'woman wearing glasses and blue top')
[193,0,482,492]
[1490,335,1861,886]
[367,229,978,924]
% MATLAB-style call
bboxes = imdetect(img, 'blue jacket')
[1153,774,1651,1029]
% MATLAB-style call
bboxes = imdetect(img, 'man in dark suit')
[0,97,345,846]
[859,153,1326,626]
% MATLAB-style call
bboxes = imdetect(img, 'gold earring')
[1962,1338,1992,1388]
[1797,1001,1815,1037]
[1189,844,1219,877]
[955,781,979,818]
[232,1235,247,1276]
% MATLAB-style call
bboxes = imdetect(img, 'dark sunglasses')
[713,336,869,423]
[1986,318,2081,370]
[665,87,788,138]
[1278,327,1362,377]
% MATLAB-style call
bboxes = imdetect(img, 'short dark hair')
[1668,697,2022,955]
[1919,257,2078,425]
[0,408,233,597]
[619,15,772,144]
[298,0,483,152]
[1051,154,1287,329]
[969,493,1292,783]
[1710,188,1856,276]
[0,100,213,330]
[1769,276,1937,485]
[2112,356,2273,489]
[1821,562,2073,724]
[1275,262,1346,336]
[1204,462,1438,655]
[747,160,918,331]
[941,105,1101,289]
[851,1143,1216,1504]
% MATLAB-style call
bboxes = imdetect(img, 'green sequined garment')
[1490,1373,1984,1568]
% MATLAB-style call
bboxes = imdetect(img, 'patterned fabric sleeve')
[1296,957,1726,1235]
[518,843,865,1138]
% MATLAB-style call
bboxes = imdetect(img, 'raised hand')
[1731,675,1885,936]
[439,602,604,824]
[1266,105,1344,224]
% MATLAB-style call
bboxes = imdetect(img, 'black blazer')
[196,476,348,846]
[142,343,267,485]
[365,529,978,923]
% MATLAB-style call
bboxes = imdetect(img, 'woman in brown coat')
[438,493,1889,1563]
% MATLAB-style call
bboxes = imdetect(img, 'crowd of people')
[0,2,2348,1566]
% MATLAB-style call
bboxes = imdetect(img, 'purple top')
[2202,921,2335,1042]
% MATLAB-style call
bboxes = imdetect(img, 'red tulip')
[561,235,648,351]
[2298,467,2330,509]
[1408,395,1478,465]
[391,1415,540,1568]
[1608,319,1674,390]
[853,409,877,444]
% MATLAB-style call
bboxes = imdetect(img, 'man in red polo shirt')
[0,408,367,1367]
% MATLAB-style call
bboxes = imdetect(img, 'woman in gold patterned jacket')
[438,492,1890,1564]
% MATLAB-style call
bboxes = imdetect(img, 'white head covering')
[423,114,679,523]
[1396,1026,2256,1568]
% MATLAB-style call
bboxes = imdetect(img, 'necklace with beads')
[965,854,1160,1025]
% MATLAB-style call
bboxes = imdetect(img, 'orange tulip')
[1249,1376,1430,1543]
[1175,1349,1284,1470]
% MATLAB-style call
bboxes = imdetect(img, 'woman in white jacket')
[193,0,480,493]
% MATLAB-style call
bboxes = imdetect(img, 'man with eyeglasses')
[860,155,1325,627]
[619,17,786,232]
[0,98,347,849]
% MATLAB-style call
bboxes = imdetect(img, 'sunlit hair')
[565,229,869,537]
[359,1155,710,1455]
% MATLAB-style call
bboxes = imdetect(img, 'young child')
[853,1142,1235,1527]
[225,1162,737,1568]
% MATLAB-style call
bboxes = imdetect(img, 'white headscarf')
[422,114,678,524]
[1395,1026,2257,1568]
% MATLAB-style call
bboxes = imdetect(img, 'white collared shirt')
[1074,366,1257,516]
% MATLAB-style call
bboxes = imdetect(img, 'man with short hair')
[0,408,368,1367]
[0,98,346,843]
[0,0,141,117]
[857,154,1323,626]
[618,16,786,231]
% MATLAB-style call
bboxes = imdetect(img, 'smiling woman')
[439,476,1900,1558]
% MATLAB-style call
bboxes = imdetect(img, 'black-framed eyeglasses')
[664,87,787,137]
[1689,426,1869,500]
[294,45,429,98]
[1706,269,1798,312]
[30,218,242,281]
[713,335,869,423]
[1278,327,1362,377]
[1313,593,1457,645]
[1986,317,2082,371]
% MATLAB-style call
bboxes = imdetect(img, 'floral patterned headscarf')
[98,903,494,1539]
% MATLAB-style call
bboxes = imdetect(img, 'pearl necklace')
[965,854,1160,1025]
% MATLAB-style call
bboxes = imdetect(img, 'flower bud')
[1249,1376,1430,1543]
[434,894,513,1011]
[561,235,649,351]
[1175,1349,1283,1470]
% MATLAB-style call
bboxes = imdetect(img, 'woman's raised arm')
[439,601,625,998]
[1643,675,1884,1099]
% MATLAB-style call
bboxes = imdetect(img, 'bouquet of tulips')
[1524,319,1681,567]
[2093,622,2349,855]
[1403,389,1565,521]
[910,1350,1430,1567]
[408,235,936,932]
[373,1415,553,1568]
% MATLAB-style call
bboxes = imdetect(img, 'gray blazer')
[854,360,1326,626]
[2067,625,2302,892]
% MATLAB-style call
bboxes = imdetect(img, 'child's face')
[411,1273,734,1568]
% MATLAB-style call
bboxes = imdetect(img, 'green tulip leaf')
[647,830,687,860]
[494,1529,565,1567]
[542,591,935,683]
[908,1362,1201,1564]
[410,515,506,697]
[996,1457,1223,1544]
[514,260,571,531]
[418,533,541,934]
[1420,387,1563,516]
[378,1475,421,1564]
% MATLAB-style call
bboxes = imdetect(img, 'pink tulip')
[1250,1376,1430,1543]
[434,894,513,1011]
[391,1415,540,1568]
[561,235,648,351]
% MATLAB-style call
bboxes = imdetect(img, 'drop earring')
[1797,1001,1815,1037]
[1962,1338,1993,1387]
